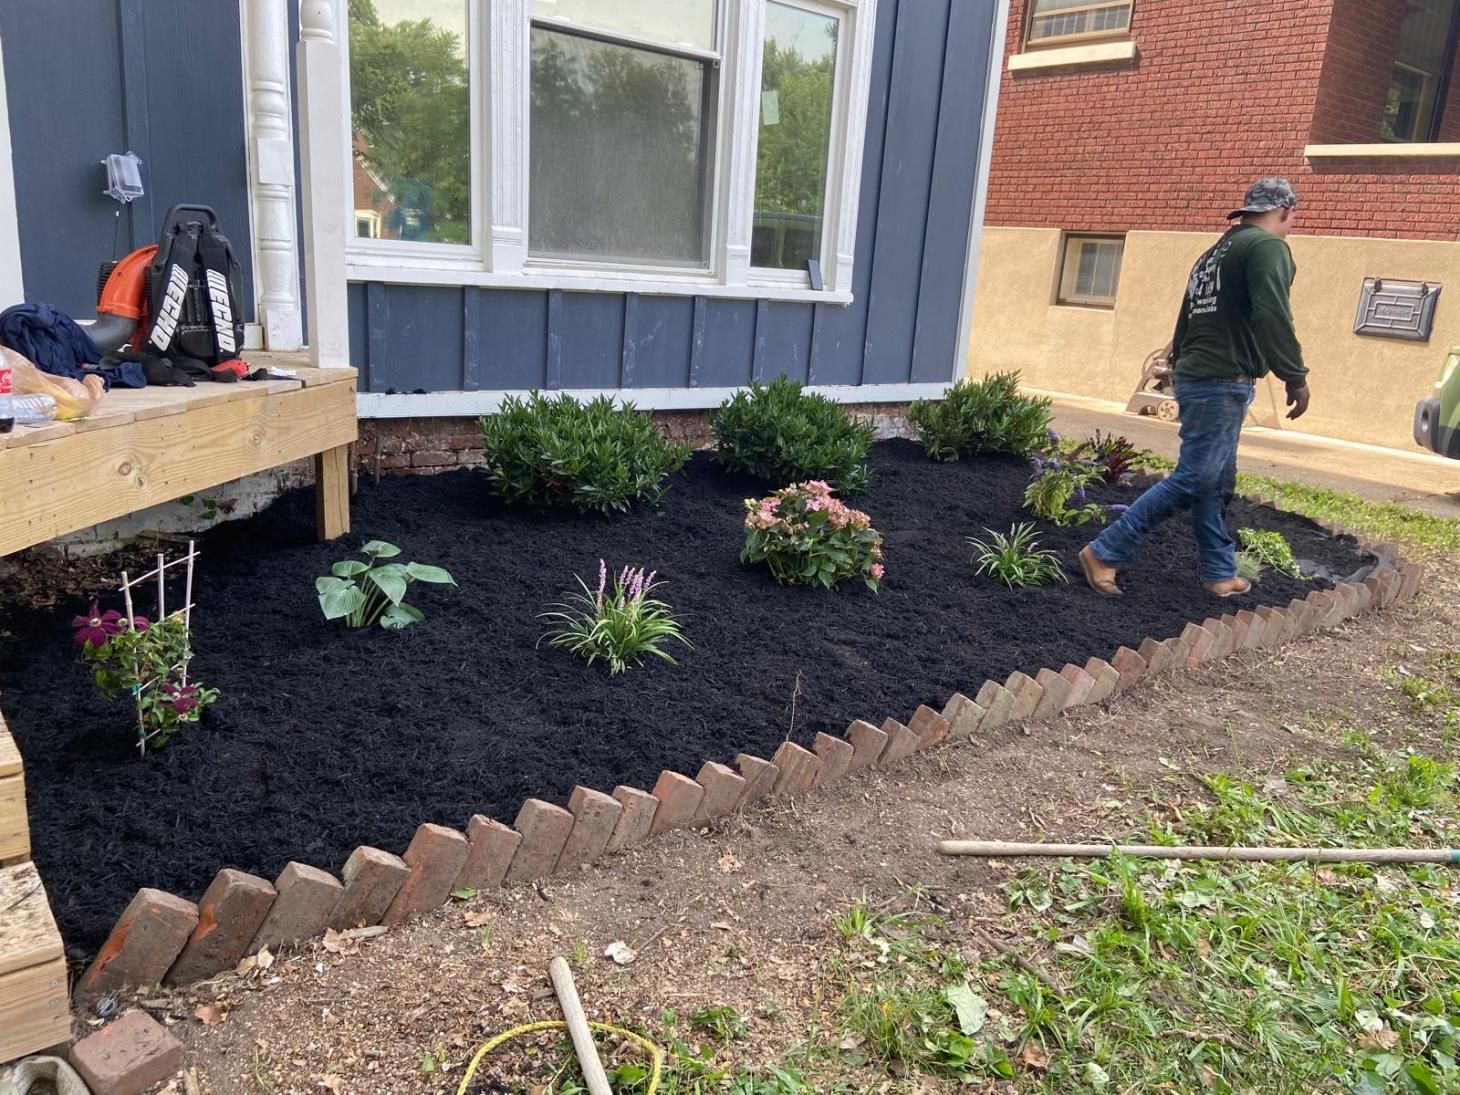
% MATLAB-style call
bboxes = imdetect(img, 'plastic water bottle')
[13,394,57,425]
[0,359,12,434]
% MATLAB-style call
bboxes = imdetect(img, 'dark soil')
[0,440,1367,954]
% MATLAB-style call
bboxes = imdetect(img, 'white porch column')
[297,0,351,367]
[243,0,304,350]
[0,33,25,307]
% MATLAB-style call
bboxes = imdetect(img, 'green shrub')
[907,372,1053,460]
[1236,527,1303,579]
[709,377,874,493]
[479,393,691,514]
[540,561,690,675]
[741,481,884,591]
[1023,456,1105,527]
[967,523,1067,588]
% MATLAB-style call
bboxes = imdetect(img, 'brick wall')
[986,0,1460,240]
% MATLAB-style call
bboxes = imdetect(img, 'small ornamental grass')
[479,392,691,514]
[907,372,1053,461]
[742,481,884,591]
[710,376,875,493]
[1237,527,1304,580]
[317,540,456,629]
[967,523,1067,589]
[1023,455,1106,527]
[540,561,690,675]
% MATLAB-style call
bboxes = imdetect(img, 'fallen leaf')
[1358,1029,1400,1051]
[256,946,275,970]
[710,921,734,932]
[339,926,387,942]
[451,887,478,901]
[943,981,988,1035]
[1020,1042,1050,1071]
[235,955,258,977]
[838,1033,865,1050]
[717,852,743,874]
[315,1075,345,1094]
[464,910,494,928]
[604,941,637,965]
[321,929,348,955]
[193,1004,227,1027]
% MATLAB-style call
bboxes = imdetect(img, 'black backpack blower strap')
[197,228,241,360]
[145,222,201,356]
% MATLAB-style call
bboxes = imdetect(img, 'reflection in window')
[529,27,712,265]
[1382,0,1459,141]
[529,0,716,53]
[1026,0,1132,46]
[751,3,838,272]
[348,0,470,244]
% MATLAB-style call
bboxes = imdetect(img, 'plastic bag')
[3,346,104,420]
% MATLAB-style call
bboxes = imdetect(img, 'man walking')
[1079,177,1310,598]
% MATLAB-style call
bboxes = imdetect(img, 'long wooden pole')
[937,840,1460,865]
[548,957,612,1095]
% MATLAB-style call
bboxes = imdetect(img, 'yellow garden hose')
[454,1020,664,1095]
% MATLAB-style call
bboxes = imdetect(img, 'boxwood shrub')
[907,372,1053,460]
[709,376,875,493]
[479,393,691,514]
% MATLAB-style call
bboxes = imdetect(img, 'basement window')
[1057,234,1124,308]
[1025,0,1133,48]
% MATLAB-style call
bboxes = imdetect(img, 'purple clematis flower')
[162,683,200,716]
[72,601,126,648]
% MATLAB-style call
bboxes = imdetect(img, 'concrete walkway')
[1033,388,1460,518]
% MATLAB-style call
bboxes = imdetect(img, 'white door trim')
[952,0,1010,382]
[0,31,26,307]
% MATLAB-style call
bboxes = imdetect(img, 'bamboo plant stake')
[937,840,1460,865]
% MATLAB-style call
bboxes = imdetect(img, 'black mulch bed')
[1,440,1368,954]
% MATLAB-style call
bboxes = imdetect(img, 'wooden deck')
[0,362,357,557]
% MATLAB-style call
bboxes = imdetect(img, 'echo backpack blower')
[90,204,247,380]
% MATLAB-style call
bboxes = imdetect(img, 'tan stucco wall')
[969,227,1460,452]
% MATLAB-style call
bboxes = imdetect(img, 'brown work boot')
[1203,576,1252,598]
[1078,546,1122,597]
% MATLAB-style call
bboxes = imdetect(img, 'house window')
[339,0,878,300]
[528,4,718,267]
[1381,0,1459,141]
[347,0,471,246]
[1058,235,1124,307]
[1025,0,1133,47]
[751,2,840,273]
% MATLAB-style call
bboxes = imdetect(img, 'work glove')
[1285,382,1310,421]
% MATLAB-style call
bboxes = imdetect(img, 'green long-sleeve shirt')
[1170,225,1309,386]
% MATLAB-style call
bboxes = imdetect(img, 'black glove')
[1285,382,1310,421]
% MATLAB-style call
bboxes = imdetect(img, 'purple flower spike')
[596,559,607,612]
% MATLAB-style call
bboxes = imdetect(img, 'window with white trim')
[1057,234,1124,307]
[1025,0,1132,48]
[340,0,877,300]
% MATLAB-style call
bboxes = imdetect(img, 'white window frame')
[328,0,877,304]
[1024,0,1133,49]
[1056,233,1124,308]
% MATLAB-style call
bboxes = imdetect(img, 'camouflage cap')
[1226,176,1298,220]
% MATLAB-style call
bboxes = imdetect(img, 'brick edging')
[45,512,1422,1005]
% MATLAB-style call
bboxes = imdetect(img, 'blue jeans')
[1091,379,1254,581]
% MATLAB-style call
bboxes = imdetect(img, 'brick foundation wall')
[353,406,919,477]
[986,0,1460,241]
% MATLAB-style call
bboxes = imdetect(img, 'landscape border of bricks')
[2,496,1426,1018]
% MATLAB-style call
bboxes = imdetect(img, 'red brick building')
[970,0,1460,452]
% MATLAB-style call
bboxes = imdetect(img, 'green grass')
[820,749,1460,1094]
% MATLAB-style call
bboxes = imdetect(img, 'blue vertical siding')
[338,0,995,394]
[1,0,255,320]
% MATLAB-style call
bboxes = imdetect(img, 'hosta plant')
[741,480,884,591]
[906,372,1053,461]
[967,523,1067,588]
[74,604,218,752]
[317,541,456,630]
[540,561,690,675]
[479,392,690,514]
[710,376,875,493]
[1024,456,1106,527]
[1237,527,1303,580]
